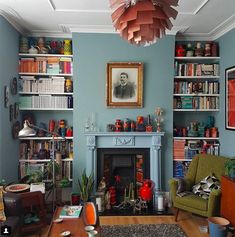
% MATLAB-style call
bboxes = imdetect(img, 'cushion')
[175,193,208,211]
[192,174,220,199]
[176,178,186,195]
[0,189,6,221]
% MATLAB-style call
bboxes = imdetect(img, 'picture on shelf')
[106,62,143,108]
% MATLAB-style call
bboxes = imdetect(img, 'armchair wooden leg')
[175,208,179,222]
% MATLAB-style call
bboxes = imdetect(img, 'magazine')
[59,205,83,218]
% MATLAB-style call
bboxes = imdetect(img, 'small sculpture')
[155,107,164,132]
[97,177,106,192]
[105,191,111,210]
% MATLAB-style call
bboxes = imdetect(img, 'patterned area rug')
[101,224,187,237]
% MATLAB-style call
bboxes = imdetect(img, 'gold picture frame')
[106,62,143,108]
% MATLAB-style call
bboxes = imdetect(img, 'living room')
[0,0,235,237]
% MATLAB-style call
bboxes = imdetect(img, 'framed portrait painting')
[106,62,143,108]
[225,66,235,130]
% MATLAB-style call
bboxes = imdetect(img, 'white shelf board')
[173,94,219,97]
[19,53,73,58]
[174,76,219,79]
[19,92,73,95]
[62,158,73,161]
[19,159,51,162]
[19,72,73,76]
[173,159,192,161]
[173,109,219,111]
[175,57,220,60]
[18,136,73,140]
[19,108,73,111]
[173,137,220,140]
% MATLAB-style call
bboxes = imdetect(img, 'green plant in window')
[225,158,235,178]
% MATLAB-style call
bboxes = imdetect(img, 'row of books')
[19,140,74,160]
[19,95,73,109]
[174,62,219,77]
[173,139,220,160]
[173,161,191,178]
[174,96,219,109]
[19,57,72,74]
[20,76,69,93]
[174,81,219,94]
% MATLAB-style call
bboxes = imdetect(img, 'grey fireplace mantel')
[85,132,165,190]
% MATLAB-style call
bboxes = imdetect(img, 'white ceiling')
[0,0,235,40]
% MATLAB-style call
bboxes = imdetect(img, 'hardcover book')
[59,205,83,218]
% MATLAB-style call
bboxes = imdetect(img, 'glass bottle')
[154,189,165,211]
[186,43,194,57]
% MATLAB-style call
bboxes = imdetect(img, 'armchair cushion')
[192,174,220,199]
[175,194,208,211]
[176,178,186,195]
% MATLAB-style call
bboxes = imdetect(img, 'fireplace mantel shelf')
[85,132,165,190]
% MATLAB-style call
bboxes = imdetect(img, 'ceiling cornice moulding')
[60,24,116,34]
[180,0,209,15]
[176,13,235,41]
[48,0,110,13]
[0,4,28,35]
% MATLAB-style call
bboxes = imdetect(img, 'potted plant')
[78,170,94,203]
[225,158,235,178]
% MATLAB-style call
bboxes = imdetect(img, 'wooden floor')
[26,209,233,237]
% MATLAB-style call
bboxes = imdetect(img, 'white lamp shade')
[18,120,37,137]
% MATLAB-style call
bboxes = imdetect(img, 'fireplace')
[85,132,164,191]
[97,148,150,199]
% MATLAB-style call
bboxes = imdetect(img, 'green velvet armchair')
[169,154,228,221]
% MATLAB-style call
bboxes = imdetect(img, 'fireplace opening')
[97,148,150,202]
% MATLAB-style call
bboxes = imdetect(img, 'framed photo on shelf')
[106,62,143,108]
[225,66,235,130]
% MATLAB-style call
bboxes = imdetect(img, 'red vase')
[139,180,154,201]
[175,45,185,57]
[109,186,116,205]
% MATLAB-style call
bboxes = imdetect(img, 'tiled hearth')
[85,132,164,190]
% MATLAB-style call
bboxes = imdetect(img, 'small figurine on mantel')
[155,107,164,132]
[97,177,106,192]
[145,114,153,132]
[105,191,111,210]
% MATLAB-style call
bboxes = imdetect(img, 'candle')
[96,197,102,212]
[158,196,164,211]
[128,184,131,199]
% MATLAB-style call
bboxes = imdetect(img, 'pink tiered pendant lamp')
[110,0,179,46]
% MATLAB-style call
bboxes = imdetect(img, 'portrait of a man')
[106,62,143,108]
[113,72,135,99]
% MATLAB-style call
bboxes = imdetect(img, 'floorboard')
[24,209,233,237]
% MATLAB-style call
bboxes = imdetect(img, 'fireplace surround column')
[86,132,164,190]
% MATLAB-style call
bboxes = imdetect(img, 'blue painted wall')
[0,16,19,182]
[72,33,175,190]
[218,28,235,157]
